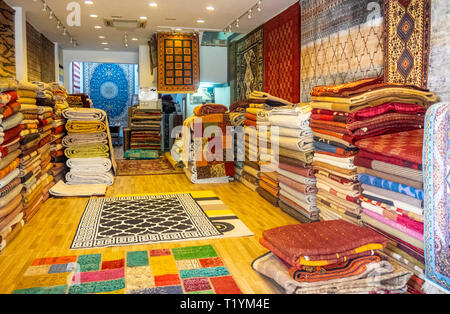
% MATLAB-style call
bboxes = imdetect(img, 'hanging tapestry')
[300,0,384,102]
[157,32,200,94]
[40,34,55,83]
[263,2,300,104]
[384,0,431,89]
[228,41,237,103]
[0,0,15,78]
[148,33,157,75]
[426,0,450,101]
[26,22,42,82]
[235,26,264,101]
[83,62,137,127]
[423,102,449,292]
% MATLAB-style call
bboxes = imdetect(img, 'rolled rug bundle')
[252,220,412,294]
[64,144,110,159]
[65,170,114,186]
[66,157,112,172]
[65,120,107,133]
[49,180,107,197]
[62,132,108,147]
[62,108,106,121]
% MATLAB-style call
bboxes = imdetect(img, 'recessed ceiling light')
[85,0,94,4]
[94,25,102,29]
[131,38,138,41]
[175,28,182,31]
[149,2,158,7]
[197,19,205,23]
[206,6,215,11]
[98,35,105,39]
[101,42,108,45]
[90,14,98,18]
[140,16,147,20]
[104,48,110,50]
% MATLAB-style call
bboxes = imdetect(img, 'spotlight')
[257,0,262,12]
[235,18,240,28]
[248,9,252,19]
[42,1,47,11]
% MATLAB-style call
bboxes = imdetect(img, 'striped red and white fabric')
[72,62,81,93]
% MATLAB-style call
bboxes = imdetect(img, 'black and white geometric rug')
[71,194,223,249]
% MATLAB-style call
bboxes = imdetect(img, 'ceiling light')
[70,37,73,43]
[257,0,262,12]
[131,38,138,41]
[42,1,47,11]
[98,35,105,39]
[248,9,252,19]
[49,10,54,19]
[56,21,61,29]
[206,6,214,11]
[104,48,110,50]
[197,19,205,23]
[101,42,108,45]
[85,1,94,4]
[149,2,158,7]
[175,28,182,31]
[94,25,102,29]
[235,18,240,28]
[140,16,147,20]
[90,14,98,18]
[62,28,67,36]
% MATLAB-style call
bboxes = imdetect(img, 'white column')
[138,44,154,88]
[13,6,27,81]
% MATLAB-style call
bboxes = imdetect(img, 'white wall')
[62,49,139,90]
[199,46,228,84]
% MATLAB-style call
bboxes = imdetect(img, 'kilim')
[0,1,15,78]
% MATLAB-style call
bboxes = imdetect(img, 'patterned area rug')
[116,158,184,176]
[71,194,222,249]
[384,0,431,89]
[11,245,242,294]
[0,0,15,78]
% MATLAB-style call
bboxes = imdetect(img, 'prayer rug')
[263,2,300,103]
[235,26,264,101]
[384,0,431,89]
[0,0,15,78]
[300,0,384,102]
[157,32,200,94]
[70,193,222,249]
[116,157,184,176]
[423,102,449,291]
[117,191,254,240]
[11,245,242,294]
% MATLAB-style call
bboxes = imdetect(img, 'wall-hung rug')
[157,32,200,94]
[11,245,242,294]
[116,158,184,176]
[235,26,264,101]
[0,1,15,78]
[71,194,222,249]
[384,0,431,89]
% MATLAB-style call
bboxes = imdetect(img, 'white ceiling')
[6,0,297,51]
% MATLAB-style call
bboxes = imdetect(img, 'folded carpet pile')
[63,108,114,186]
[252,220,412,294]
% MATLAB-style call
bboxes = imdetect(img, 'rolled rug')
[64,144,110,158]
[66,157,112,172]
[62,108,107,121]
[1,112,23,131]
[65,170,114,186]
[62,132,108,147]
[49,180,107,197]
[65,120,107,133]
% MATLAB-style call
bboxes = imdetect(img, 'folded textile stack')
[181,104,234,184]
[67,93,91,108]
[62,108,114,186]
[0,79,24,251]
[50,92,67,186]
[355,129,427,294]
[128,107,162,154]
[229,112,245,182]
[17,82,44,223]
[269,105,318,223]
[310,77,436,226]
[249,91,294,108]
[252,220,412,294]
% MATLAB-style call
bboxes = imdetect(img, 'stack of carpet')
[50,85,67,186]
[309,77,437,225]
[269,105,318,223]
[355,129,428,294]
[252,220,412,294]
[129,108,162,153]
[32,82,54,107]
[62,108,114,186]
[229,111,246,182]
[50,83,69,117]
[17,81,45,222]
[182,104,234,184]
[0,79,24,251]
[67,94,91,108]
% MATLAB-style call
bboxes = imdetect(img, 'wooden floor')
[0,171,299,294]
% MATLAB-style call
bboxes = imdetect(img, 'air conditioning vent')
[103,17,147,31]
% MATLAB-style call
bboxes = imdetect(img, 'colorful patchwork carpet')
[116,158,184,176]
[235,26,264,101]
[157,32,200,94]
[71,193,222,249]
[384,0,431,89]
[11,245,242,294]
[423,102,449,291]
[300,0,384,102]
[263,2,300,104]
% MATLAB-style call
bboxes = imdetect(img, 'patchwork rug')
[384,0,431,89]
[235,26,264,101]
[157,32,200,94]
[263,2,300,104]
[116,158,184,176]
[71,193,222,249]
[300,0,384,102]
[11,245,242,294]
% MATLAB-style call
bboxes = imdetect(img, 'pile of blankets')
[50,83,68,186]
[67,93,91,108]
[269,105,318,223]
[0,79,24,251]
[310,77,437,225]
[241,108,261,191]
[32,81,54,107]
[181,104,234,184]
[252,220,412,294]
[62,108,114,186]
[355,129,428,294]
[129,109,162,153]
[51,83,69,116]
[229,112,245,182]
[17,82,45,223]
